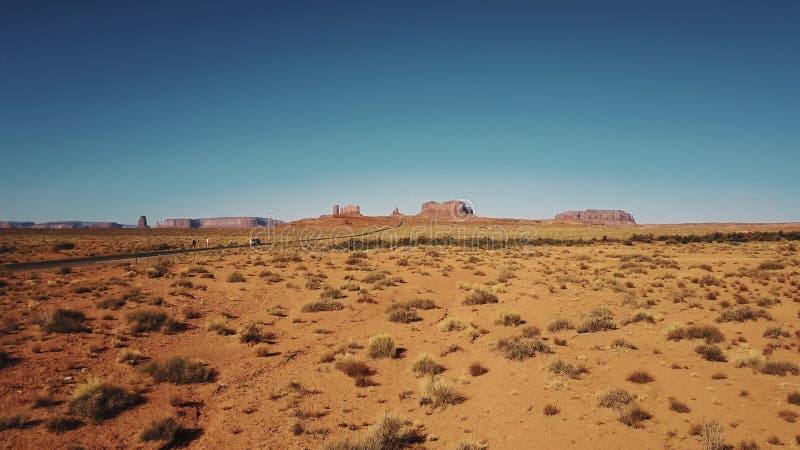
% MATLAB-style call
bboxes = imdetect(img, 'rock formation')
[332,205,362,217]
[159,217,282,229]
[391,207,401,216]
[418,200,474,220]
[0,221,35,229]
[137,216,149,228]
[555,209,636,225]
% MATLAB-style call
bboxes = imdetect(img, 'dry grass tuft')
[411,353,445,377]
[496,337,551,361]
[322,410,422,450]
[494,311,523,327]
[367,333,397,359]
[420,378,466,408]
[468,361,488,377]
[463,289,498,305]
[142,356,215,384]
[69,377,140,421]
[140,417,180,442]
[577,307,617,333]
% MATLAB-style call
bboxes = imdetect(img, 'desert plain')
[1,219,800,450]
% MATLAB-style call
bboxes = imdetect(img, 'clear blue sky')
[1,1,798,224]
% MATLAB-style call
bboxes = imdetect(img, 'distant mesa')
[0,221,35,229]
[137,215,149,229]
[391,207,402,216]
[418,200,474,220]
[555,209,636,225]
[0,221,123,229]
[157,217,283,229]
[332,204,362,217]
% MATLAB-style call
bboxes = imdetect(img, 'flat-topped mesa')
[418,200,474,220]
[159,217,282,229]
[555,209,636,225]
[333,204,362,217]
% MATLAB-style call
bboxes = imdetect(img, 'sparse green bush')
[142,356,215,384]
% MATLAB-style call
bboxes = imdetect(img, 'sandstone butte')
[554,209,636,225]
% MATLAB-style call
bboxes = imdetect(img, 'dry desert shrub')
[69,377,140,421]
[367,333,397,359]
[455,439,487,450]
[117,348,143,365]
[520,325,541,337]
[494,311,523,327]
[438,317,469,332]
[126,308,167,332]
[411,353,444,377]
[46,416,82,433]
[322,410,422,450]
[320,285,345,300]
[463,289,498,306]
[142,356,215,384]
[334,354,371,378]
[716,306,770,323]
[406,298,437,310]
[547,318,575,332]
[698,420,725,450]
[763,326,790,338]
[302,299,344,312]
[618,405,652,428]
[253,343,271,357]
[626,370,654,384]
[622,310,656,325]
[226,271,246,283]
[577,307,617,333]
[548,357,589,379]
[695,344,727,362]
[668,397,691,413]
[543,403,560,415]
[778,410,798,423]
[468,362,488,377]
[0,414,26,431]
[788,391,800,406]
[37,309,89,333]
[140,417,180,442]
[420,378,465,408]
[238,323,272,344]
[386,303,421,323]
[597,388,634,408]
[496,336,551,361]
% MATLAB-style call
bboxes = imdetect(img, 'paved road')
[0,219,404,271]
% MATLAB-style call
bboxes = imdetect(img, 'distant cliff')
[555,209,636,225]
[418,200,474,220]
[158,217,283,229]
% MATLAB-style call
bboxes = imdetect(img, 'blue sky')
[1,1,798,224]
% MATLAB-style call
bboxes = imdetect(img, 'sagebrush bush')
[142,356,215,384]
[438,317,469,332]
[618,405,652,428]
[411,353,444,377]
[126,308,167,332]
[548,357,589,379]
[367,333,397,359]
[238,324,272,344]
[320,285,345,300]
[140,417,180,442]
[420,378,465,408]
[226,272,246,283]
[406,298,436,310]
[322,410,421,450]
[716,306,770,323]
[386,303,421,323]
[497,337,551,361]
[206,317,232,335]
[626,370,654,384]
[695,344,727,362]
[301,299,344,313]
[597,388,634,408]
[468,361,488,377]
[547,318,574,332]
[38,309,89,333]
[577,308,617,333]
[70,377,140,420]
[494,311,523,327]
[463,289,498,305]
